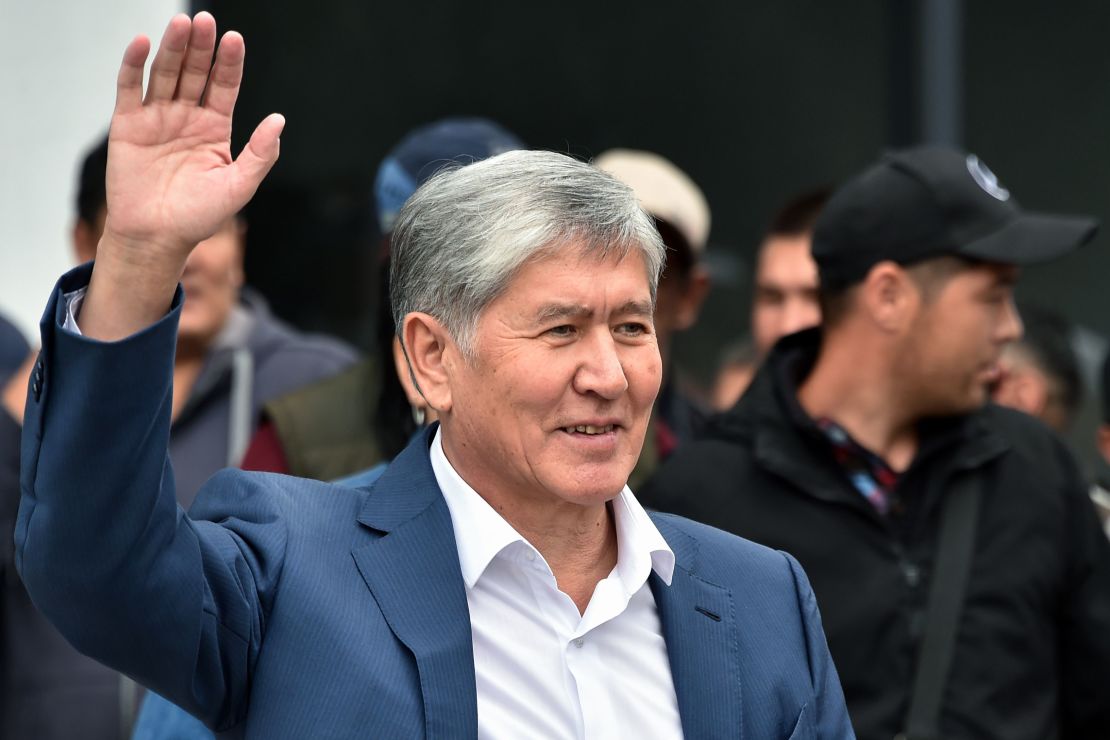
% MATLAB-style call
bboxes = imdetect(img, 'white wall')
[0,0,184,343]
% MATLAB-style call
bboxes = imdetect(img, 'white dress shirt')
[430,429,683,739]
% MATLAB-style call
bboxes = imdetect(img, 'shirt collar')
[429,428,675,590]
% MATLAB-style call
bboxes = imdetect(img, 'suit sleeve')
[783,551,856,739]
[14,265,286,732]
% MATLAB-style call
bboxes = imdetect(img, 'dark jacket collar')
[710,328,1010,507]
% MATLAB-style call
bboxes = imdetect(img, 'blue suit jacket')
[17,266,852,739]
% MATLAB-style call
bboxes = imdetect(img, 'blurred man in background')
[712,188,829,411]
[750,188,828,357]
[643,147,1110,739]
[991,303,1082,434]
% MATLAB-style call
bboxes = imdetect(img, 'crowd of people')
[3,11,1110,740]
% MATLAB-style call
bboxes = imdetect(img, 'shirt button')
[572,638,584,649]
[525,550,536,562]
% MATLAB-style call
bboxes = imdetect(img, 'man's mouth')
[562,424,616,435]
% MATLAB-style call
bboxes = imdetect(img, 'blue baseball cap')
[374,117,525,233]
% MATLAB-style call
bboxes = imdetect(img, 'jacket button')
[902,563,922,588]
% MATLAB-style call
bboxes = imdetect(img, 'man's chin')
[175,325,220,357]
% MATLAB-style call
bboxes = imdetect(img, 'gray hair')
[390,149,666,355]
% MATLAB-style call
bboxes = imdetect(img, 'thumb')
[229,113,285,206]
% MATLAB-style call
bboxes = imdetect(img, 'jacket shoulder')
[188,468,367,531]
[978,403,1081,481]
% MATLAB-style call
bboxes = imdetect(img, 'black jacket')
[640,329,1110,740]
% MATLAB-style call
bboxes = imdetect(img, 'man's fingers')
[174,12,218,104]
[144,14,192,104]
[201,31,245,119]
[115,35,151,114]
[229,113,286,204]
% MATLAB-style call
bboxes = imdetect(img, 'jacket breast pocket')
[786,703,815,740]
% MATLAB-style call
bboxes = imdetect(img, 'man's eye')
[546,325,576,337]
[616,322,648,336]
[755,289,784,306]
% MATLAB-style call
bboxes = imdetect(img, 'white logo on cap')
[966,154,1010,201]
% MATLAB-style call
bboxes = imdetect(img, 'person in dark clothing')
[641,147,1110,739]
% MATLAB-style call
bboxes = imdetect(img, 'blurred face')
[178,219,244,351]
[653,262,709,365]
[897,262,1023,415]
[752,234,821,355]
[73,208,243,355]
[991,345,1060,429]
[440,247,662,509]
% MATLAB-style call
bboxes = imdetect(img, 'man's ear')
[860,261,915,333]
[401,312,455,413]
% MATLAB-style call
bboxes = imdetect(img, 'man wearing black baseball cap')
[641,147,1110,739]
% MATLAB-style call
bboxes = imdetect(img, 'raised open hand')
[106,12,282,257]
[82,12,283,340]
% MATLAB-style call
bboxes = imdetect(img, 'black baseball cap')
[811,146,1098,288]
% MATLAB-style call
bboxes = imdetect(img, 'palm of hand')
[104,12,283,261]
[107,106,237,253]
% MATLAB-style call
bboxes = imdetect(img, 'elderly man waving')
[15,13,851,739]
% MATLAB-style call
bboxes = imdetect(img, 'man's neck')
[494,493,619,615]
[796,337,919,472]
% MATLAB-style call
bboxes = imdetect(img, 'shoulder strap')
[901,473,982,740]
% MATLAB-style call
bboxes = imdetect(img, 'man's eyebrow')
[531,300,654,323]
[533,303,592,323]
[614,299,655,318]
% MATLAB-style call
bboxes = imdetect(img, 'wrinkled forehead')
[490,240,656,313]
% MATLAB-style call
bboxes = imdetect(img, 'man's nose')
[573,330,629,400]
[1001,298,1024,343]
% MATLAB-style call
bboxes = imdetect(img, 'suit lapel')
[650,515,743,739]
[351,427,478,740]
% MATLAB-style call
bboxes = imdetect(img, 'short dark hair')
[765,187,833,239]
[76,135,109,225]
